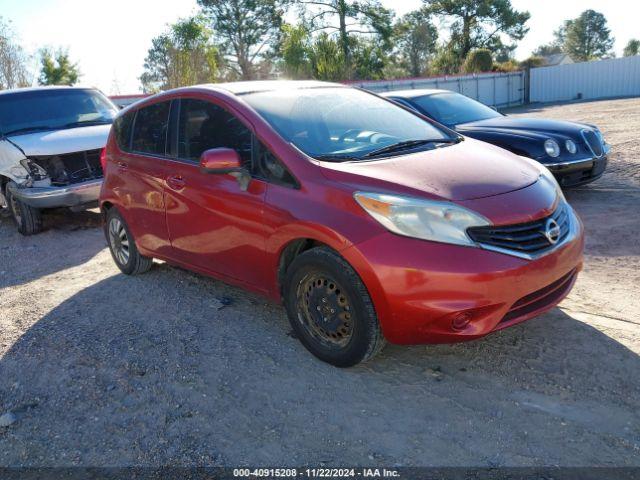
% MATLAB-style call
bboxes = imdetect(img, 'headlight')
[354,192,490,246]
[19,159,49,181]
[544,139,560,157]
[565,139,577,154]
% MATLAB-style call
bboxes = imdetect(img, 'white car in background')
[0,86,117,235]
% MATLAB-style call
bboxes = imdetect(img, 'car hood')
[457,116,588,138]
[319,138,541,201]
[7,124,111,156]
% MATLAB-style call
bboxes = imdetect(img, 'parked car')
[381,89,609,187]
[100,81,584,367]
[0,86,118,235]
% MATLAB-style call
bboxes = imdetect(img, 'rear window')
[131,101,171,155]
[113,112,135,151]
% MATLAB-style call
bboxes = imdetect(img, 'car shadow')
[1,266,638,466]
[0,208,105,289]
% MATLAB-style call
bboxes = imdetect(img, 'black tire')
[105,208,153,275]
[283,247,386,367]
[6,182,43,236]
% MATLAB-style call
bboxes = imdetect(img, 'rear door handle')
[117,161,128,170]
[166,175,186,190]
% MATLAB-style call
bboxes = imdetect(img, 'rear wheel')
[105,208,153,275]
[284,247,385,367]
[6,182,43,236]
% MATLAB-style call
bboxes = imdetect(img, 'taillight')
[99,148,107,172]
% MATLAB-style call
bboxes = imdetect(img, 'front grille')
[467,203,571,256]
[581,129,603,157]
[31,149,103,186]
[501,269,577,324]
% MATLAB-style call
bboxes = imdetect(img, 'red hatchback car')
[99,81,584,367]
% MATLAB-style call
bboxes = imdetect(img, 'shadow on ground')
[0,208,104,289]
[1,264,638,467]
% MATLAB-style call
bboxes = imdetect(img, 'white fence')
[350,71,525,108]
[530,55,640,103]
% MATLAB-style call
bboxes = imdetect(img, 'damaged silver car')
[0,86,117,235]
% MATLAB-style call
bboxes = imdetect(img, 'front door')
[164,97,269,290]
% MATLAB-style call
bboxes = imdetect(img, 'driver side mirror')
[199,148,251,190]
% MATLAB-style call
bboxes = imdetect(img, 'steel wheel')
[296,273,354,349]
[108,217,130,266]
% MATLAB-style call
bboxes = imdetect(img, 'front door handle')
[166,175,186,190]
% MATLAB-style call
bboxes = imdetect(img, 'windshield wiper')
[63,120,111,128]
[2,125,56,136]
[363,137,460,158]
[314,153,364,162]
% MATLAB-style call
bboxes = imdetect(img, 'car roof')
[178,80,344,96]
[380,88,452,99]
[0,85,98,97]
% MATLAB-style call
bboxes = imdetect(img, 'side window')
[177,98,252,168]
[256,141,297,188]
[131,101,171,155]
[113,111,134,151]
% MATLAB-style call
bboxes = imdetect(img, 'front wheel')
[105,208,153,275]
[283,247,386,367]
[6,182,43,236]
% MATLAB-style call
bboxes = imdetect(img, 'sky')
[1,0,638,95]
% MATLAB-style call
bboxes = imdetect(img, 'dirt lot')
[0,97,638,467]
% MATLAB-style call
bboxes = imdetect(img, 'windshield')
[411,92,502,126]
[0,88,117,137]
[242,87,453,160]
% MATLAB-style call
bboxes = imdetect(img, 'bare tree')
[0,17,32,90]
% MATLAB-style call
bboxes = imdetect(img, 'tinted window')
[411,93,502,126]
[177,99,252,167]
[113,112,134,151]
[0,88,117,137]
[131,102,171,155]
[242,87,451,160]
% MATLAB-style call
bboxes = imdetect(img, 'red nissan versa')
[99,81,584,367]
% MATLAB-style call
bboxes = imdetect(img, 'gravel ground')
[0,97,639,467]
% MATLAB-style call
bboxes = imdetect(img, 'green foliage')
[519,56,545,69]
[430,46,462,75]
[38,49,80,86]
[351,37,387,80]
[0,17,31,89]
[140,16,219,93]
[279,23,312,79]
[462,48,493,73]
[532,43,563,57]
[393,9,438,77]
[556,10,614,61]
[308,33,347,81]
[424,0,530,68]
[493,58,519,72]
[298,0,393,78]
[623,39,640,57]
[198,0,288,80]
[279,21,389,81]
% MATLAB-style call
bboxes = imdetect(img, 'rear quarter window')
[131,101,171,156]
[113,112,134,151]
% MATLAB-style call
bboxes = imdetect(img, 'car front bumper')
[8,179,102,209]
[544,151,609,187]
[342,212,584,345]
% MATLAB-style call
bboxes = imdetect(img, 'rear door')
[163,97,270,289]
[113,100,174,256]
